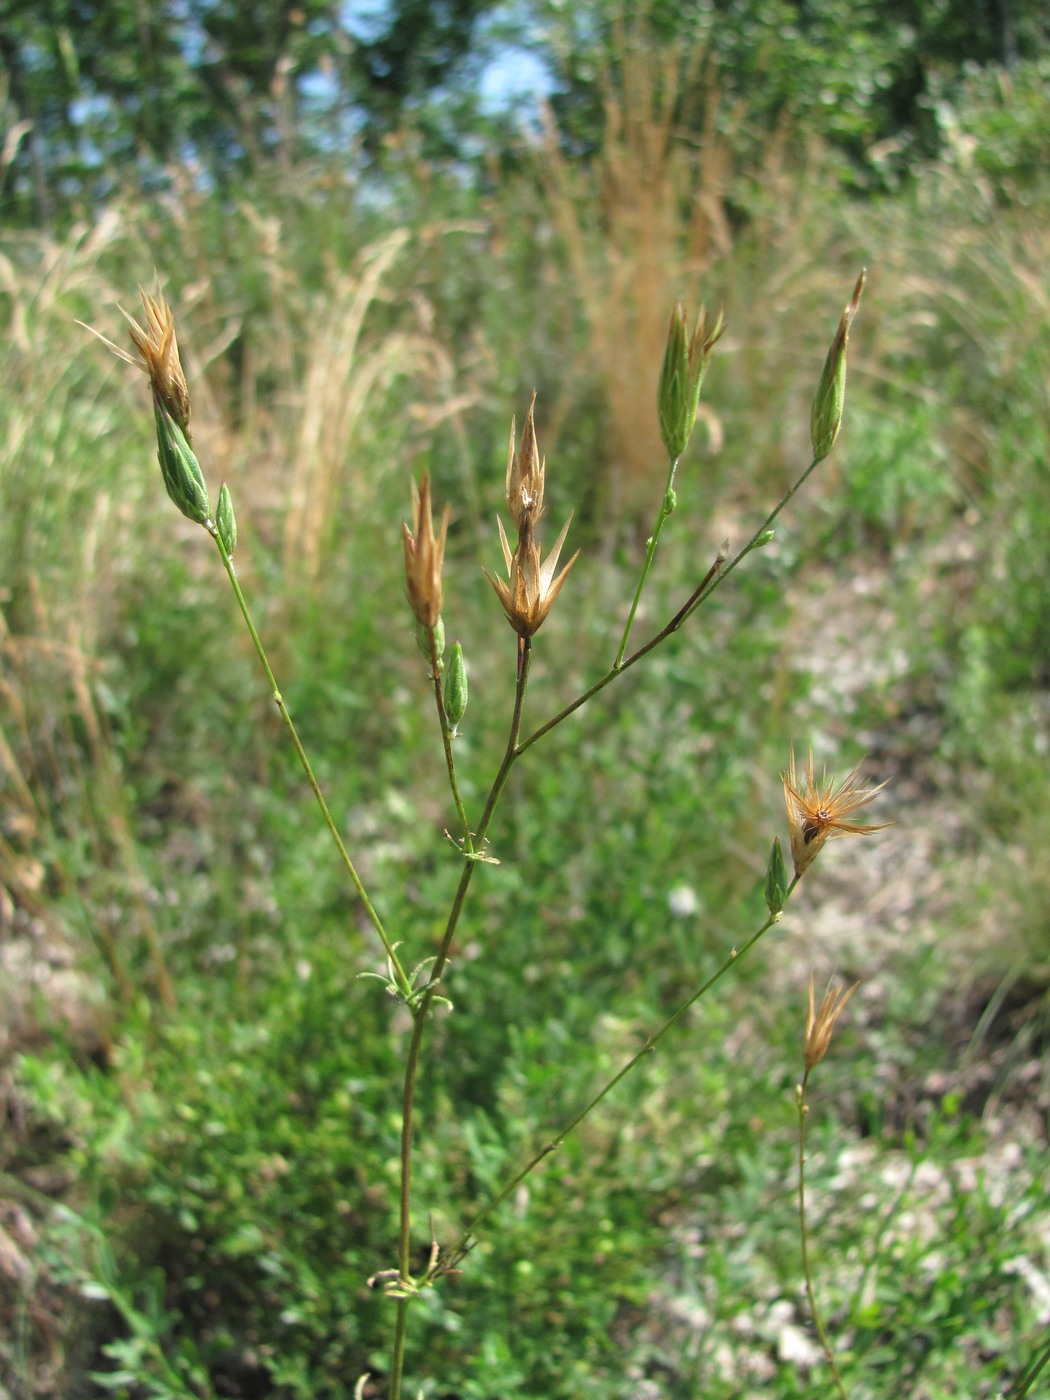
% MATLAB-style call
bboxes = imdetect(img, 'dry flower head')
[804,974,859,1072]
[125,286,191,434]
[486,393,578,637]
[79,281,191,434]
[486,512,579,638]
[505,391,545,530]
[782,747,890,877]
[402,471,451,630]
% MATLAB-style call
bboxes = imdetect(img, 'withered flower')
[124,286,191,436]
[505,391,545,529]
[804,974,859,1072]
[486,513,579,639]
[402,471,450,629]
[487,393,578,638]
[782,747,890,877]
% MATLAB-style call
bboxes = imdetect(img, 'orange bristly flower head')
[782,747,891,878]
[124,286,191,437]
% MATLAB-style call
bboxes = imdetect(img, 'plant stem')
[681,455,821,624]
[446,882,798,1266]
[428,628,473,852]
[614,455,679,667]
[1007,1334,1050,1399]
[797,1074,850,1400]
[387,637,532,1399]
[518,454,822,757]
[211,533,408,992]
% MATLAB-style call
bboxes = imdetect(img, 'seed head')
[804,974,859,1072]
[487,394,579,637]
[402,471,450,630]
[505,391,545,529]
[485,513,579,638]
[124,285,192,437]
[782,746,891,878]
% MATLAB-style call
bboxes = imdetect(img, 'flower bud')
[216,482,237,556]
[443,641,468,733]
[415,615,445,667]
[811,270,865,463]
[764,836,788,916]
[154,399,211,526]
[658,303,725,459]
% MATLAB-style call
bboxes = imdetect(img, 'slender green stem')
[797,1075,851,1400]
[446,880,799,1267]
[614,456,680,667]
[679,455,821,626]
[388,637,533,1399]
[519,455,822,757]
[427,628,473,852]
[1008,1334,1050,1400]
[388,1304,409,1400]
[517,554,723,756]
[210,532,408,992]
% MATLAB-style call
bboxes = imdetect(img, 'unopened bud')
[755,529,775,549]
[154,399,211,526]
[658,303,725,460]
[216,482,237,556]
[764,836,788,916]
[443,641,468,733]
[811,270,865,463]
[415,615,445,667]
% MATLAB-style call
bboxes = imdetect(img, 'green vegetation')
[3,7,1050,1398]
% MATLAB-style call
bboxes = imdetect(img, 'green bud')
[216,482,237,556]
[755,529,775,548]
[415,615,445,667]
[443,641,468,733]
[764,836,788,917]
[154,398,211,526]
[657,303,725,460]
[811,270,865,463]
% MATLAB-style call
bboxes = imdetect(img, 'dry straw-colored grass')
[537,19,735,514]
[281,229,460,589]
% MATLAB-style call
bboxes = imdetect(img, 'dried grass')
[537,19,735,514]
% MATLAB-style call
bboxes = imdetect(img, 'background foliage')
[2,3,1050,1397]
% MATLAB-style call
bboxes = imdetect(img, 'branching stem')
[446,878,800,1266]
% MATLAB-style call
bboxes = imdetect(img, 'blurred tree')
[534,0,1050,187]
[0,0,1047,224]
[0,0,496,224]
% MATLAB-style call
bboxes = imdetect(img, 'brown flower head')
[804,974,859,1072]
[485,513,579,639]
[402,471,450,629]
[504,390,545,530]
[782,747,891,877]
[124,286,191,436]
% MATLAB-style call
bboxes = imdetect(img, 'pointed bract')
[804,975,860,1071]
[402,471,450,629]
[485,511,579,638]
[505,390,545,528]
